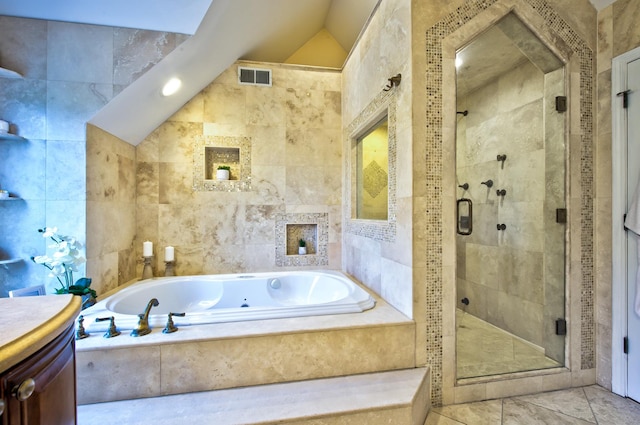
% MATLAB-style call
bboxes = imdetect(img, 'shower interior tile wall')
[456,59,565,362]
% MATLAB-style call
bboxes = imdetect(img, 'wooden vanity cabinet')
[1,325,77,425]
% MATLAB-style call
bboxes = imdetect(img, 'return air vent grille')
[238,67,272,86]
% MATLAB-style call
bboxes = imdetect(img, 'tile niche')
[275,213,329,267]
[193,135,252,191]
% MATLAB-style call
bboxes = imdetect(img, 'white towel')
[635,248,640,317]
[626,177,640,235]
[625,177,640,315]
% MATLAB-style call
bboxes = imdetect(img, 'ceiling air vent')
[238,67,272,86]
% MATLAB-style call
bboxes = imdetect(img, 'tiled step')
[78,368,430,425]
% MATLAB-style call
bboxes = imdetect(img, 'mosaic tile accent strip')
[275,213,329,267]
[425,0,594,406]
[344,89,397,242]
[363,160,388,198]
[193,135,252,192]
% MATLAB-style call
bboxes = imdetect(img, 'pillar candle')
[165,246,175,262]
[143,241,153,257]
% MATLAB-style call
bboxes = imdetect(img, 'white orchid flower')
[42,227,58,238]
[33,255,51,264]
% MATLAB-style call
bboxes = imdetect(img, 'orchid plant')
[31,227,96,308]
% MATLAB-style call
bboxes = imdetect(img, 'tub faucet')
[130,298,159,337]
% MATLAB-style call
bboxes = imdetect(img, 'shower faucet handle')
[458,183,469,190]
[497,223,507,231]
[496,189,506,197]
[481,179,493,188]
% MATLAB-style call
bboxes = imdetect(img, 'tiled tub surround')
[76,285,415,404]
[133,61,342,279]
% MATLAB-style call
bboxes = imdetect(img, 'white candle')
[143,241,153,257]
[165,246,175,262]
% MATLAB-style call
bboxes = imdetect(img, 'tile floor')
[425,385,640,424]
[457,310,561,379]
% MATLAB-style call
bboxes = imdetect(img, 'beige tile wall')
[135,62,343,277]
[595,0,640,390]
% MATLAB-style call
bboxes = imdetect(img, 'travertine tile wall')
[342,0,415,321]
[0,16,186,297]
[403,0,596,406]
[86,125,137,295]
[135,62,342,276]
[595,0,640,390]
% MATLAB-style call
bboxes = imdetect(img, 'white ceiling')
[0,0,213,35]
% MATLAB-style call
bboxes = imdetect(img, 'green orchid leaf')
[74,277,92,288]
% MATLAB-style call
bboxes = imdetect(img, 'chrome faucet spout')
[131,298,159,337]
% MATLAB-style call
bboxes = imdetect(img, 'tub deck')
[75,289,415,404]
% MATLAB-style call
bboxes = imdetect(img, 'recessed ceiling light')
[162,77,182,96]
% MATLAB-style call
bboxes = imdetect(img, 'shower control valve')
[481,179,493,188]
[496,189,506,197]
[497,223,507,231]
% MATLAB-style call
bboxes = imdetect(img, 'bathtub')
[83,270,375,332]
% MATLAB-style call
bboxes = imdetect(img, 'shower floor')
[456,309,562,379]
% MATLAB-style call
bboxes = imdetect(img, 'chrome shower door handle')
[457,198,472,235]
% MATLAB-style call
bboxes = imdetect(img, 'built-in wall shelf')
[0,258,22,266]
[0,132,26,142]
[0,66,22,79]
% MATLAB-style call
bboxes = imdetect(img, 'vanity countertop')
[0,294,81,372]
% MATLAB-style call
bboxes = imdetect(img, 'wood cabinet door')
[1,326,76,425]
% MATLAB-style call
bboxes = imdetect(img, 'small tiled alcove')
[285,223,317,255]
[275,213,328,267]
[204,146,240,180]
[193,135,252,192]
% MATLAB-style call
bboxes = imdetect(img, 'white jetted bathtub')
[83,270,375,331]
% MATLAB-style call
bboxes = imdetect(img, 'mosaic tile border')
[275,213,329,267]
[343,89,397,242]
[426,0,594,405]
[193,135,252,192]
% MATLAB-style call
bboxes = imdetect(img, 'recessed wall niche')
[286,224,317,255]
[205,147,240,180]
[275,213,329,267]
[193,135,252,191]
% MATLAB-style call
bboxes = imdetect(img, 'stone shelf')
[0,132,26,142]
[0,66,22,79]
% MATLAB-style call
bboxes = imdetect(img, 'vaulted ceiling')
[0,0,379,144]
[0,0,608,145]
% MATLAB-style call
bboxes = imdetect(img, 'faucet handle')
[96,316,121,338]
[75,315,89,340]
[163,312,186,334]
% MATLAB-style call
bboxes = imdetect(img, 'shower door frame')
[444,4,576,392]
